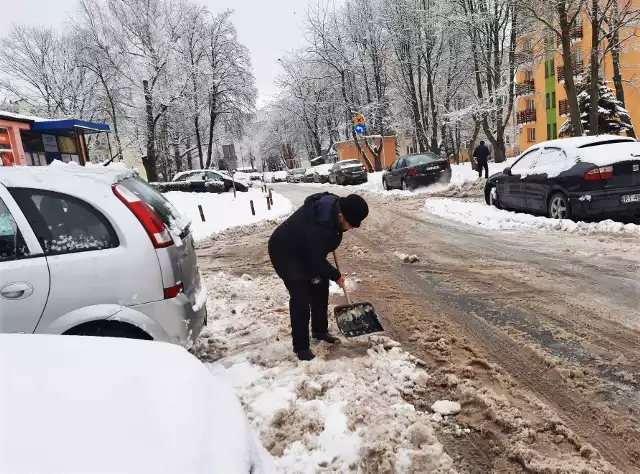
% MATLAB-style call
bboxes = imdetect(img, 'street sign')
[355,124,366,135]
[353,114,366,125]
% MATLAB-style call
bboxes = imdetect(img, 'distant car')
[173,170,248,192]
[302,168,316,183]
[0,165,206,344]
[287,168,306,183]
[383,153,451,191]
[313,164,334,183]
[329,160,368,185]
[1,334,275,474]
[225,171,253,188]
[485,135,640,220]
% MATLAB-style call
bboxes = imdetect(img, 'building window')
[547,124,551,140]
[552,123,558,139]
[550,58,555,75]
[528,128,536,142]
[545,61,549,78]
[528,99,535,111]
[551,91,556,108]
[546,93,550,110]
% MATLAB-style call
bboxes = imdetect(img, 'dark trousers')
[477,160,489,179]
[282,278,329,352]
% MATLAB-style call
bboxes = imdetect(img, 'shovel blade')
[333,301,384,338]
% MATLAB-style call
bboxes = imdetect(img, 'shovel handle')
[332,251,352,305]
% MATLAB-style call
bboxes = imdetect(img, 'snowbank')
[194,272,455,473]
[164,189,292,241]
[423,198,640,235]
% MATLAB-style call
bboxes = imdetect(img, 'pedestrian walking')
[473,140,490,179]
[268,192,369,361]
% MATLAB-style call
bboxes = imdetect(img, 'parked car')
[329,159,368,185]
[485,135,640,220]
[302,168,316,183]
[286,168,306,183]
[313,163,334,183]
[383,152,451,191]
[0,165,206,344]
[0,334,275,473]
[173,169,249,192]
[225,171,254,188]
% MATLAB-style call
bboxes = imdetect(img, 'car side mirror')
[503,167,512,176]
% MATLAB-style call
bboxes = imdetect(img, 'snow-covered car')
[270,170,287,183]
[329,159,368,185]
[313,163,334,183]
[485,135,640,220]
[227,171,254,187]
[286,168,306,183]
[302,167,316,183]
[173,169,249,192]
[0,334,275,474]
[0,164,207,344]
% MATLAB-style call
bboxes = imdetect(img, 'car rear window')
[578,138,635,149]
[339,160,362,168]
[119,177,189,235]
[406,154,440,166]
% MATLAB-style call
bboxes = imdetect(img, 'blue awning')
[31,119,110,134]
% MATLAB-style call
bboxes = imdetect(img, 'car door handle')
[0,282,34,300]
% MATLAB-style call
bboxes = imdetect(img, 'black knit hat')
[339,194,369,228]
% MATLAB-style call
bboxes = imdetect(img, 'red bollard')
[266,196,271,210]
[250,200,255,216]
[268,189,273,206]
[198,204,206,222]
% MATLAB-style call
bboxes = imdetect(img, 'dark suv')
[329,160,368,185]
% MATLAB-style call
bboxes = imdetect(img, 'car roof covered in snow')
[0,162,136,192]
[537,135,636,152]
[0,334,274,473]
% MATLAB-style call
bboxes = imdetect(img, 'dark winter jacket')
[473,144,490,162]
[268,192,342,283]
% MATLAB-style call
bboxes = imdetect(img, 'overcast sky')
[0,0,321,108]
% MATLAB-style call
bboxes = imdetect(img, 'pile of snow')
[164,189,292,241]
[423,198,640,235]
[431,400,462,416]
[0,334,274,473]
[195,272,455,473]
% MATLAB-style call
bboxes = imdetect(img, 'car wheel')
[401,179,409,191]
[487,185,502,209]
[65,321,152,340]
[548,192,572,220]
[382,178,389,190]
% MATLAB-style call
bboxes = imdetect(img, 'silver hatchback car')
[0,164,207,345]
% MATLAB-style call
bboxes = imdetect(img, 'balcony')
[557,61,584,82]
[515,80,535,97]
[517,109,537,124]
[571,25,583,40]
[559,99,569,116]
[515,50,534,67]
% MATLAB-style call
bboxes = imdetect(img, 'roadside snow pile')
[395,252,420,263]
[164,189,292,241]
[195,272,455,474]
[423,198,640,235]
[431,400,462,416]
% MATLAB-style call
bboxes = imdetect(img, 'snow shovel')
[332,251,384,338]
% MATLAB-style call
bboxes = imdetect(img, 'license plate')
[424,166,439,171]
[622,194,640,203]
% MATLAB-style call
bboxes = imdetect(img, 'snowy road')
[264,183,640,472]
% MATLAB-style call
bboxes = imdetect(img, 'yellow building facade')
[515,7,640,153]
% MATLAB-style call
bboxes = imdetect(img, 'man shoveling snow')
[268,193,369,361]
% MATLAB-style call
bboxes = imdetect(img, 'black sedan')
[173,170,248,192]
[382,153,451,191]
[484,136,640,220]
[329,160,368,185]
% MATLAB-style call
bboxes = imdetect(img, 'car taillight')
[584,165,614,180]
[112,184,174,248]
[163,283,183,299]
[408,168,418,176]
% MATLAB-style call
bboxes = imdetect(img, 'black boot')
[295,349,316,361]
[313,333,341,344]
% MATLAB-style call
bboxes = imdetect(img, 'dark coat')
[268,192,342,283]
[473,144,490,162]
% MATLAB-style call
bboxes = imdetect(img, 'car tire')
[401,179,409,191]
[65,321,152,340]
[486,185,502,209]
[383,178,389,191]
[548,192,572,220]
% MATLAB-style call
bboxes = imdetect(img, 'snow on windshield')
[339,160,363,169]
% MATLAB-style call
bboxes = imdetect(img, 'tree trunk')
[558,3,583,136]
[194,115,204,169]
[589,0,600,135]
[186,136,193,170]
[142,80,158,182]
[610,2,636,138]
[205,92,217,169]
